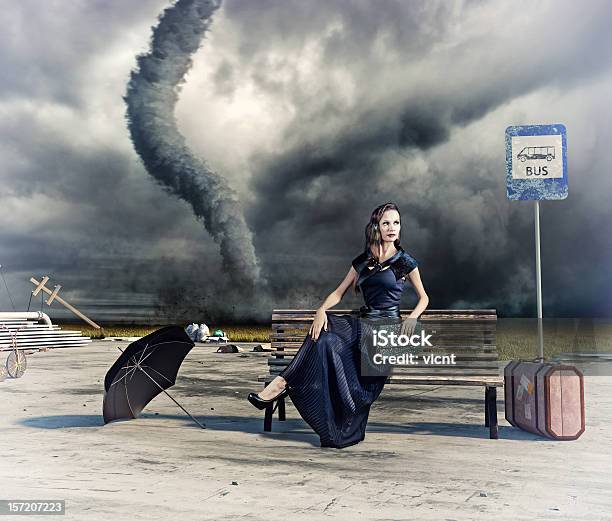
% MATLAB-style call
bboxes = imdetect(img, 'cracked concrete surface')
[0,340,611,520]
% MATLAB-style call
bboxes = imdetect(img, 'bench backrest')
[268,309,498,380]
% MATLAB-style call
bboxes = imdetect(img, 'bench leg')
[277,397,286,421]
[484,388,490,427]
[486,386,499,439]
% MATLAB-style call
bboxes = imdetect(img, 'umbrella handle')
[160,388,207,429]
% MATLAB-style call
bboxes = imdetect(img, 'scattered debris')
[205,332,230,344]
[216,344,240,353]
[185,324,229,343]
[1,312,92,379]
[465,490,488,502]
[186,323,210,342]
[28,276,101,329]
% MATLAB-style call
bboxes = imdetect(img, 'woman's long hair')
[354,202,402,293]
[364,202,402,258]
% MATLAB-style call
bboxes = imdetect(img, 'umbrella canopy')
[103,326,195,424]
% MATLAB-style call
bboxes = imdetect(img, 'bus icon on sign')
[517,146,555,162]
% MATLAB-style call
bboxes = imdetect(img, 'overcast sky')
[0,0,611,323]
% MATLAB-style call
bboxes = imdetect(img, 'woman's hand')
[400,317,418,338]
[309,309,328,341]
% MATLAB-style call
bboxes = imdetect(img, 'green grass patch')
[496,318,612,360]
[61,324,271,342]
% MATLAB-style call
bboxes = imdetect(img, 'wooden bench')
[258,309,503,439]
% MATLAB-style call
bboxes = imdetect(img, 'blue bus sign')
[506,124,568,200]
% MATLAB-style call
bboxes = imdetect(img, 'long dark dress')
[279,246,419,448]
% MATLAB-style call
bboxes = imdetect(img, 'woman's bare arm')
[399,267,429,337]
[317,267,359,312]
[405,267,429,319]
[309,267,358,340]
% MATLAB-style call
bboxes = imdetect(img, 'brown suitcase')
[504,360,585,440]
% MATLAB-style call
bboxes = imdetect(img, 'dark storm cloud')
[0,0,250,322]
[125,0,264,292]
[0,0,170,106]
[217,0,612,316]
[0,126,224,320]
[1,0,611,320]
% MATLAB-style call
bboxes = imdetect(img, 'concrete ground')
[0,340,611,521]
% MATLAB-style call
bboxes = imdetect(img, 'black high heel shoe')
[247,387,290,410]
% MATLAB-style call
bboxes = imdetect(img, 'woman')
[248,202,429,448]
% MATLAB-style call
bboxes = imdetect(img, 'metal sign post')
[534,200,544,360]
[506,124,568,361]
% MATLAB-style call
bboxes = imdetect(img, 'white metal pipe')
[0,311,53,328]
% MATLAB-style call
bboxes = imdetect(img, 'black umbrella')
[103,326,205,428]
